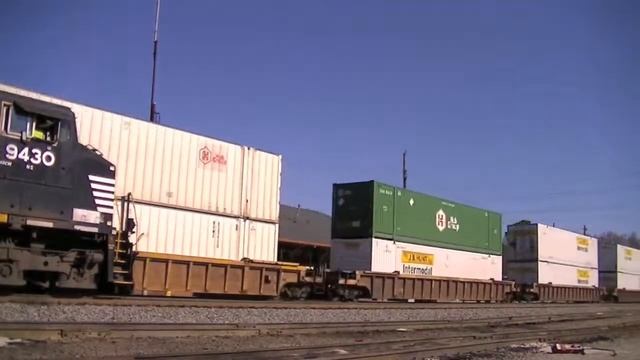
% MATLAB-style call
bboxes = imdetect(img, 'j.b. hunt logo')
[435,209,460,232]
[401,250,434,276]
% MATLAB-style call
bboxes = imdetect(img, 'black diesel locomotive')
[0,91,132,291]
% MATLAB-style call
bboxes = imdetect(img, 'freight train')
[1,83,638,303]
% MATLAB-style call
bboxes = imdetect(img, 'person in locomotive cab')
[31,117,57,142]
[32,127,45,141]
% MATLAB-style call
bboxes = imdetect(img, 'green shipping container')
[332,181,502,255]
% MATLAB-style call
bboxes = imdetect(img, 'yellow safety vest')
[32,129,45,140]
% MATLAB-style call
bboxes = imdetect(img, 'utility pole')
[402,150,408,189]
[149,0,161,122]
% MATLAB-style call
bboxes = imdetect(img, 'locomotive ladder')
[112,193,135,293]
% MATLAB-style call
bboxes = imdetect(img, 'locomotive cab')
[0,90,117,290]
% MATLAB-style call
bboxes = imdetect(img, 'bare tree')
[629,232,639,249]
[598,231,640,249]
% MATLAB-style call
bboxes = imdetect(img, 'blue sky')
[1,1,638,235]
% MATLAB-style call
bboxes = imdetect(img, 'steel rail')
[0,293,629,310]
[0,311,622,341]
[138,316,640,359]
[336,323,640,360]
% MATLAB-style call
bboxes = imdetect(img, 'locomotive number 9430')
[5,143,56,167]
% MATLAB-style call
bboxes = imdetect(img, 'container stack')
[330,181,503,281]
[599,242,640,291]
[503,221,598,287]
[0,84,281,262]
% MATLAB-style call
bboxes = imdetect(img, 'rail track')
[1,307,638,359]
[136,313,640,359]
[0,293,630,309]
[0,310,629,341]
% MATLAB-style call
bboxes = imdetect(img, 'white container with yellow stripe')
[331,237,502,281]
[503,260,598,287]
[616,245,640,275]
[505,222,598,269]
[599,244,640,290]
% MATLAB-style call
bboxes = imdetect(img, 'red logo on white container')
[199,146,227,166]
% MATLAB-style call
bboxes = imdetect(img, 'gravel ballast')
[0,303,633,324]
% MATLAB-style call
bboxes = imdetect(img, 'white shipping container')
[537,224,598,268]
[123,201,277,262]
[616,272,640,290]
[331,237,502,281]
[505,222,598,268]
[0,83,281,222]
[538,261,598,287]
[243,219,278,262]
[617,245,640,275]
[599,272,640,291]
[504,260,598,287]
[599,243,640,275]
[242,148,282,222]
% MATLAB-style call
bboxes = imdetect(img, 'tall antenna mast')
[149,0,160,122]
[402,150,408,189]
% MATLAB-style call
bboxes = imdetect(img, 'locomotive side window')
[6,105,31,135]
[2,104,60,144]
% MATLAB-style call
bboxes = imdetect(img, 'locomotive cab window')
[2,103,60,144]
[32,117,59,143]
